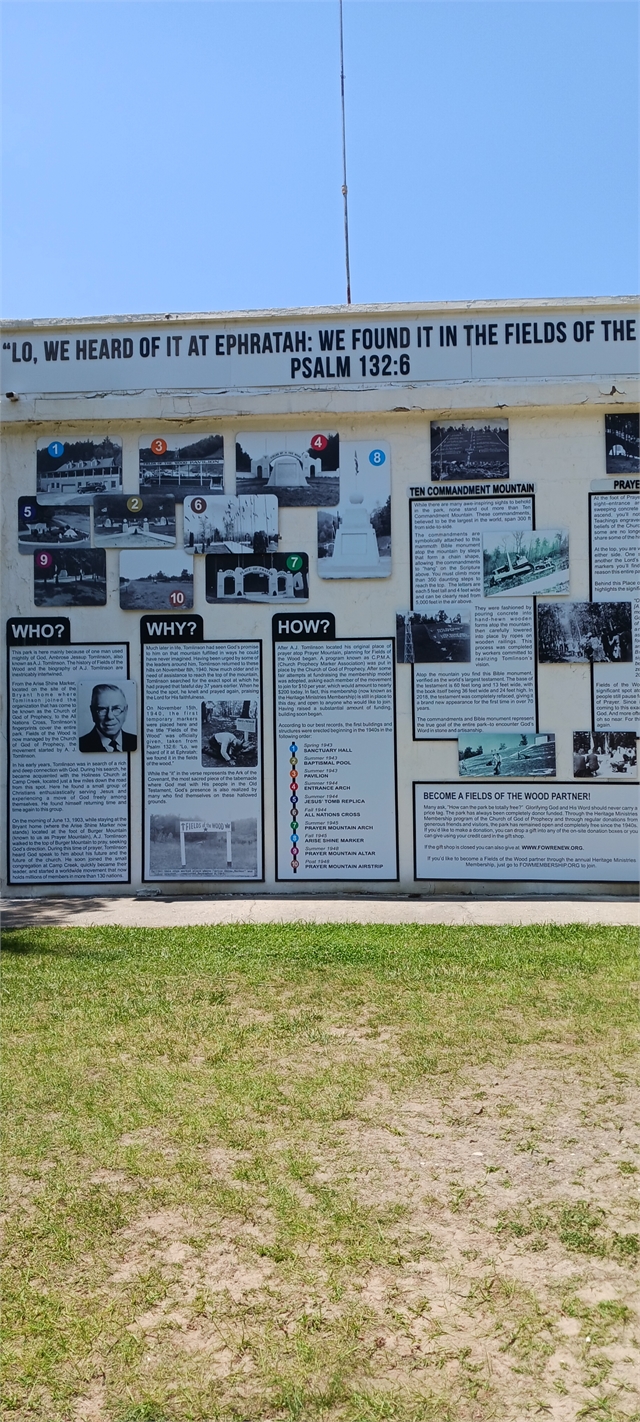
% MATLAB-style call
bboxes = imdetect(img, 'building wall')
[2,298,638,897]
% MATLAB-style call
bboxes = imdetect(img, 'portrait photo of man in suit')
[78,683,137,752]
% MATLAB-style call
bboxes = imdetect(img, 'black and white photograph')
[184,494,278,555]
[119,549,194,610]
[430,420,509,480]
[317,441,391,579]
[573,730,637,779]
[537,601,633,663]
[605,413,639,474]
[236,431,339,506]
[205,551,309,602]
[483,527,570,597]
[77,679,137,753]
[148,814,258,879]
[201,698,259,768]
[93,494,176,548]
[18,497,90,553]
[33,548,107,606]
[458,731,556,777]
[36,437,122,503]
[396,607,471,663]
[139,434,224,498]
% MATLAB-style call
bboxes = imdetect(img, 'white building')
[2,297,638,899]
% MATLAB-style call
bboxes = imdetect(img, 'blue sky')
[1,0,638,318]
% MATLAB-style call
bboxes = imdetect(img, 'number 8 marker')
[369,448,386,465]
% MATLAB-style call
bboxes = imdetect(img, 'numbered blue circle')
[21,502,37,521]
[369,448,386,466]
[48,440,65,459]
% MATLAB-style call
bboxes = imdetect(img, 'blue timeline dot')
[48,441,65,459]
[369,449,385,466]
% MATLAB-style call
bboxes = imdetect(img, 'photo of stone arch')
[205,551,309,603]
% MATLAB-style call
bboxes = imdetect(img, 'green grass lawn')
[2,924,638,1422]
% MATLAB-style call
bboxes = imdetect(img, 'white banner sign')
[2,308,637,394]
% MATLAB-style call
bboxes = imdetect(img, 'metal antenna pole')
[339,0,352,305]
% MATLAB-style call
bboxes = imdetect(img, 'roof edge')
[1,295,638,331]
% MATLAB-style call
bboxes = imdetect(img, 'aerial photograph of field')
[430,420,509,479]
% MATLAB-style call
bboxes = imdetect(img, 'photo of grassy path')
[2,924,637,1422]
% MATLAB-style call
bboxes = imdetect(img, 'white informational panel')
[143,638,263,881]
[409,495,536,737]
[8,637,130,884]
[590,492,640,733]
[274,639,397,880]
[414,781,639,882]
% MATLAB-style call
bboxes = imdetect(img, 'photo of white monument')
[317,441,391,579]
[235,431,340,506]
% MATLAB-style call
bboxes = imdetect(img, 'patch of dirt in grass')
[73,1382,108,1422]
[330,1053,639,1420]
[59,1058,636,1422]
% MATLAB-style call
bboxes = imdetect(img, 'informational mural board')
[7,623,130,883]
[409,493,537,736]
[414,782,639,881]
[274,637,397,880]
[590,491,640,732]
[142,621,263,881]
[1,299,638,897]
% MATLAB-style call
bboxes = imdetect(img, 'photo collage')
[20,414,640,795]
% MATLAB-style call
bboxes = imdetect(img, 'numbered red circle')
[151,438,167,456]
[310,434,328,452]
[169,590,186,606]
[190,497,207,513]
[36,551,53,569]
